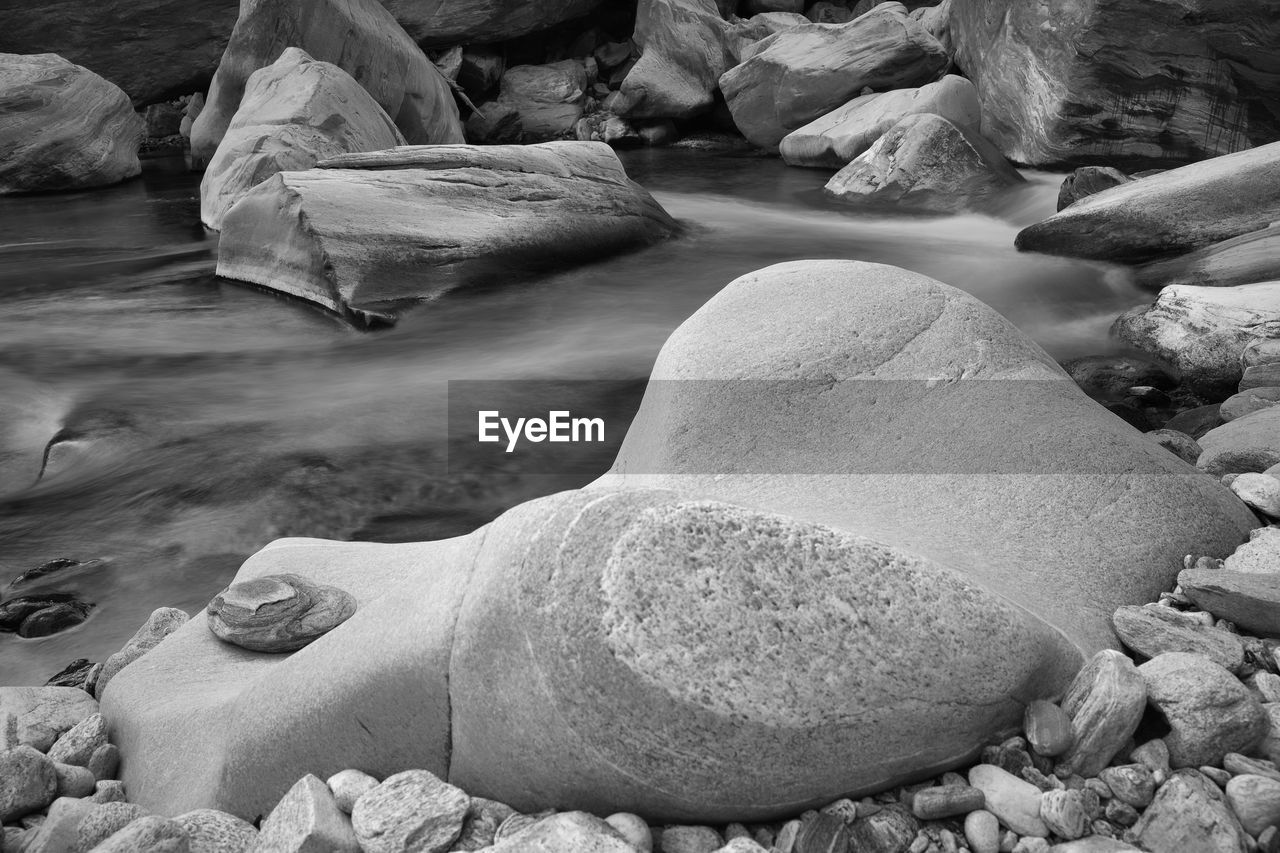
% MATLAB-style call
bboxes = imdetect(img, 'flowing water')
[0,148,1149,684]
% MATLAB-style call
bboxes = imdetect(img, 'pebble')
[325,769,379,814]
[207,574,356,653]
[773,820,800,853]
[1200,765,1233,787]
[848,805,918,853]
[1225,774,1280,836]
[256,774,359,853]
[95,607,189,699]
[454,798,517,850]
[0,745,57,823]
[818,799,857,823]
[1128,739,1170,776]
[1139,652,1268,767]
[794,813,846,853]
[1097,765,1155,808]
[350,769,468,853]
[47,713,108,768]
[1039,789,1087,839]
[1231,473,1280,517]
[660,825,722,853]
[175,808,258,853]
[1111,603,1245,672]
[0,687,98,752]
[1103,798,1139,827]
[910,785,985,820]
[716,840,767,853]
[605,813,652,852]
[90,814,190,852]
[20,795,93,853]
[87,743,120,781]
[963,809,999,853]
[1011,838,1049,853]
[1132,769,1247,853]
[91,780,126,803]
[722,823,749,841]
[1056,651,1147,777]
[53,761,96,798]
[968,765,1048,837]
[1250,673,1280,704]
[76,801,149,851]
[488,812,635,852]
[1023,701,1073,757]
[1180,568,1280,638]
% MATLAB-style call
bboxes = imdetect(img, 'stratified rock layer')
[214,142,678,323]
[102,261,1254,824]
[0,53,142,194]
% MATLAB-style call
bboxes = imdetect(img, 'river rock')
[350,769,468,853]
[1111,604,1245,672]
[1039,789,1087,840]
[23,795,95,853]
[614,0,733,121]
[968,765,1048,837]
[1136,225,1280,292]
[1221,389,1280,424]
[1023,700,1073,758]
[87,742,119,781]
[101,261,1257,822]
[1231,472,1280,517]
[95,607,189,700]
[383,0,603,46]
[719,3,948,150]
[1132,769,1248,853]
[964,810,998,853]
[46,712,107,767]
[1225,527,1280,574]
[1055,650,1147,778]
[779,74,980,168]
[0,746,57,822]
[327,769,378,814]
[1225,775,1280,837]
[188,0,462,168]
[911,785,985,820]
[1244,365,1280,391]
[661,825,722,853]
[495,61,589,140]
[54,761,95,797]
[207,573,356,653]
[77,802,149,850]
[1180,569,1280,637]
[454,798,517,850]
[1112,284,1280,394]
[0,53,142,194]
[256,775,358,853]
[464,103,523,144]
[199,48,404,230]
[1097,765,1155,809]
[174,808,257,853]
[1016,142,1280,262]
[1140,652,1267,768]
[91,815,191,853]
[1057,167,1130,212]
[1147,430,1202,465]
[1049,839,1140,852]
[215,142,678,324]
[824,112,1023,212]
[848,806,918,853]
[1061,355,1176,401]
[487,812,636,852]
[951,0,1280,168]
[0,687,98,752]
[458,49,504,99]
[1199,408,1280,477]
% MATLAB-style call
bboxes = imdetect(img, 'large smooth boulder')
[1015,142,1280,263]
[822,112,1022,212]
[189,0,462,168]
[780,74,979,168]
[1136,225,1280,292]
[214,142,678,324]
[1112,283,1280,394]
[951,0,1280,168]
[0,53,142,194]
[614,0,734,121]
[719,3,948,150]
[199,48,404,230]
[102,261,1254,825]
[494,61,588,141]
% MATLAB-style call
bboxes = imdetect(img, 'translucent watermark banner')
[446,379,1190,475]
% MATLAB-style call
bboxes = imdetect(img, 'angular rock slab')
[199,47,404,230]
[1180,569,1280,638]
[96,608,190,700]
[952,0,1280,168]
[781,74,981,169]
[1016,142,1280,262]
[103,262,1254,823]
[189,0,462,167]
[215,142,678,324]
[0,53,142,194]
[719,3,948,150]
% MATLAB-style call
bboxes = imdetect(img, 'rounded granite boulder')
[101,261,1255,824]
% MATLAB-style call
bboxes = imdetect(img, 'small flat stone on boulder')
[350,769,469,853]
[255,774,359,853]
[1140,652,1268,768]
[207,573,355,653]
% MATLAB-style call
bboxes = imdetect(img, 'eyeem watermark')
[478,410,605,452]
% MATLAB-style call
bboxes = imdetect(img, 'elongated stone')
[911,785,985,820]
[1056,651,1147,777]
[48,713,108,767]
[350,770,468,853]
[90,815,190,852]
[794,813,846,853]
[1023,700,1073,757]
[1225,753,1280,784]
[968,765,1048,837]
[96,608,191,699]
[1180,569,1280,637]
[1112,604,1245,672]
[1039,789,1087,840]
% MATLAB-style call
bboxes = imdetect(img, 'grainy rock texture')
[255,774,359,852]
[206,573,356,652]
[0,53,142,194]
[0,687,98,752]
[1140,653,1268,769]
[188,0,462,168]
[199,48,404,230]
[494,61,589,140]
[1135,226,1280,291]
[175,808,258,853]
[1179,569,1280,637]
[1055,651,1146,779]
[215,143,678,324]
[615,0,734,120]
[95,607,189,699]
[1198,408,1280,477]
[350,769,469,853]
[951,0,1280,167]
[1130,769,1248,852]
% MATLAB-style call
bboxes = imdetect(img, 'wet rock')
[199,47,404,230]
[719,3,948,150]
[848,805,918,853]
[1062,355,1176,401]
[175,808,257,853]
[1164,405,1224,441]
[18,602,92,638]
[911,785,985,819]
[0,746,57,822]
[613,0,734,121]
[75,801,148,850]
[487,812,635,852]
[1111,603,1245,672]
[1146,429,1202,465]
[1057,167,1130,212]
[54,762,96,798]
[780,74,980,169]
[824,112,1023,213]
[1225,774,1280,836]
[326,769,378,815]
[189,0,462,167]
[968,765,1048,837]
[1230,473,1280,517]
[1132,769,1248,853]
[0,53,142,194]
[44,659,96,691]
[1039,789,1087,840]
[662,825,723,852]
[255,774,358,853]
[90,815,190,852]
[0,686,98,752]
[495,60,589,140]
[207,573,355,653]
[350,769,469,853]
[1140,652,1268,768]
[96,607,189,699]
[1056,651,1147,778]
[0,594,80,633]
[1097,766,1154,809]
[48,712,107,767]
[1199,408,1280,477]
[1179,569,1280,637]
